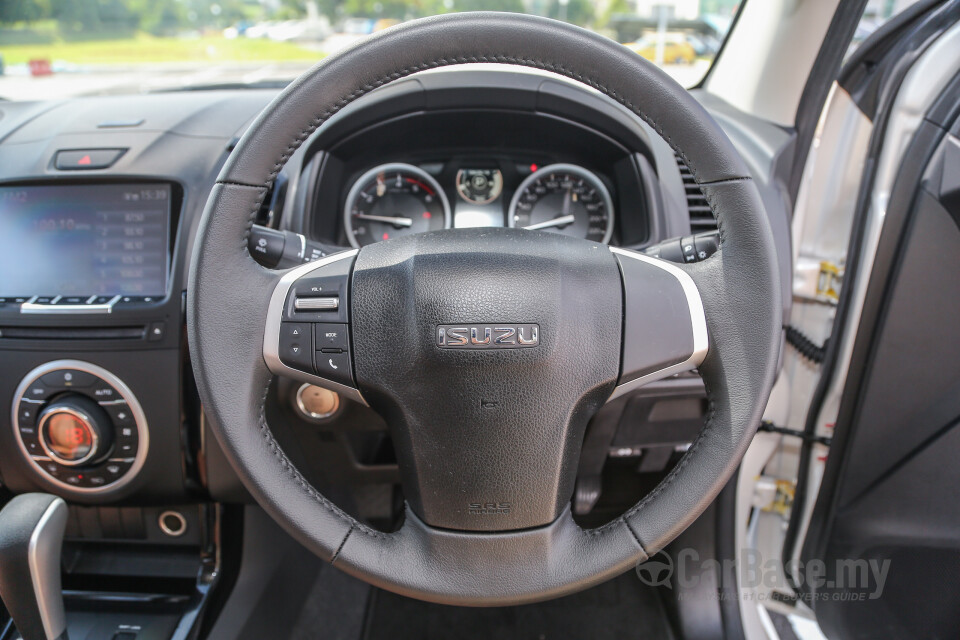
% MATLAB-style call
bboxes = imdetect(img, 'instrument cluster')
[342,159,615,248]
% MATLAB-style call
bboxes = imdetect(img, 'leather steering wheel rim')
[187,12,781,606]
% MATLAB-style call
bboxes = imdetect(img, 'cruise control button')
[314,324,349,351]
[279,322,314,372]
[315,351,353,387]
[41,369,96,389]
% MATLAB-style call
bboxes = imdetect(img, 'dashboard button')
[314,324,349,351]
[147,322,166,342]
[41,460,61,477]
[84,475,107,487]
[56,296,87,305]
[55,148,125,170]
[115,438,138,457]
[40,369,96,389]
[17,401,41,427]
[91,381,120,402]
[315,351,353,387]
[19,425,43,455]
[103,402,135,427]
[279,322,314,372]
[24,381,52,401]
[104,459,134,478]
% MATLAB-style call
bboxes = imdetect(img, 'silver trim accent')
[37,406,100,467]
[29,497,68,640]
[607,247,709,401]
[21,294,121,315]
[295,383,341,420]
[263,250,367,405]
[158,510,187,537]
[507,163,615,245]
[294,296,339,311]
[343,162,452,248]
[11,360,150,494]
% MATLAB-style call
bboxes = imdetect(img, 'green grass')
[0,33,324,66]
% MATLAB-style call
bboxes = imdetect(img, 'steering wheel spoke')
[609,247,708,400]
[262,249,365,404]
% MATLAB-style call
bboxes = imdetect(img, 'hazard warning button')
[55,148,126,170]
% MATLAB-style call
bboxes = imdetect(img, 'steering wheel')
[187,12,780,606]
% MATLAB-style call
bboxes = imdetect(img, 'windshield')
[0,1,740,101]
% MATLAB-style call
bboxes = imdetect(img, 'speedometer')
[507,164,614,244]
[344,163,451,248]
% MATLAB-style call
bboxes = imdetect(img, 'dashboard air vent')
[676,153,716,231]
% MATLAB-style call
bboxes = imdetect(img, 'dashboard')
[0,66,792,517]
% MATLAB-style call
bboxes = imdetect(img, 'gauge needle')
[524,214,576,231]
[353,214,414,228]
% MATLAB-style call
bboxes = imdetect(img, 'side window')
[847,0,923,58]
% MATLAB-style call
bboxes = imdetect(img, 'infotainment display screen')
[0,183,171,298]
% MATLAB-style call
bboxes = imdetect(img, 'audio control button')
[315,351,353,387]
[279,322,313,373]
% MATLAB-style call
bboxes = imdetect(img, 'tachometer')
[507,164,614,244]
[344,163,451,248]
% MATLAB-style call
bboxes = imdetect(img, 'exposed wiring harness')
[785,325,827,364]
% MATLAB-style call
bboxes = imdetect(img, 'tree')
[0,0,50,24]
[449,0,525,11]
[544,0,595,27]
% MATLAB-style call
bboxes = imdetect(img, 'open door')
[791,3,960,637]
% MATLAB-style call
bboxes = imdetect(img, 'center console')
[0,178,225,640]
[0,179,183,502]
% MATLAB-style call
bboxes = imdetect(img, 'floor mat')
[361,570,675,640]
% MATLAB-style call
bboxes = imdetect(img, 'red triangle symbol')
[77,155,92,165]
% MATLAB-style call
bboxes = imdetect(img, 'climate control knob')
[37,395,114,467]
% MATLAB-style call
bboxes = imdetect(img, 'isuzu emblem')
[437,324,539,349]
